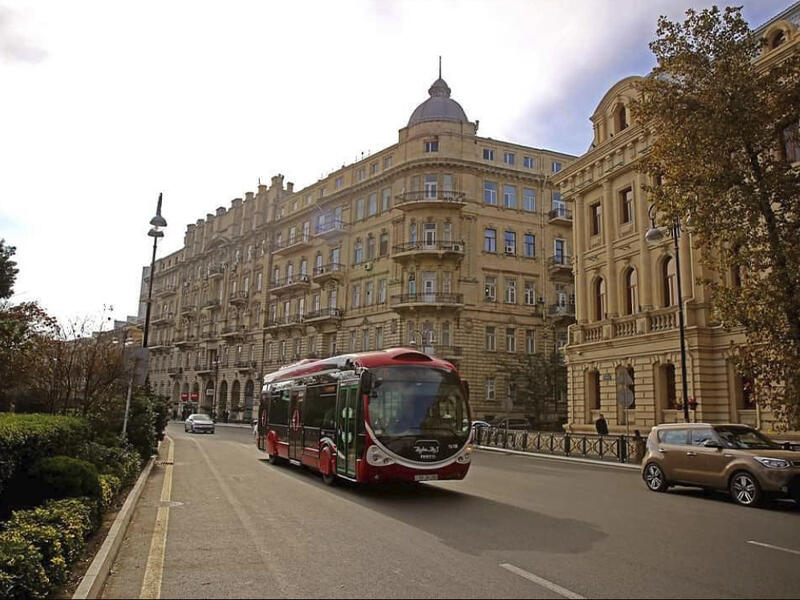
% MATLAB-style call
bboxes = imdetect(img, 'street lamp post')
[211,358,220,420]
[645,204,690,423]
[143,193,167,348]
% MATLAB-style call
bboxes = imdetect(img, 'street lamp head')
[149,192,167,228]
[148,227,165,238]
[645,225,665,244]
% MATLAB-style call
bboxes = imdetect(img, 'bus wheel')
[321,448,336,485]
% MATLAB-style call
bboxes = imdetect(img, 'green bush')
[21,456,101,509]
[0,531,49,600]
[98,474,121,513]
[6,523,67,588]
[0,414,90,499]
[8,498,95,564]
[77,441,141,486]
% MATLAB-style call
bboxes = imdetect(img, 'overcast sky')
[0,0,788,327]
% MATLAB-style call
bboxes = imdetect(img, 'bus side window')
[320,392,336,430]
[269,391,289,425]
[304,385,323,428]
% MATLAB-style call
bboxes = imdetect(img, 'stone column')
[635,171,654,311]
[574,193,588,323]
[602,181,619,318]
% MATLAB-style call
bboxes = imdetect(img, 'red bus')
[256,348,473,484]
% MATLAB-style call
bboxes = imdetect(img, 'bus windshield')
[368,365,470,461]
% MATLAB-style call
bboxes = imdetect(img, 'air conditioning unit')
[452,243,463,252]
[364,262,373,271]
[505,245,515,254]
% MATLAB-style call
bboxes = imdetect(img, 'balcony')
[547,255,573,274]
[302,307,344,324]
[548,304,576,319]
[272,233,312,256]
[311,263,346,285]
[548,207,573,224]
[221,324,247,341]
[180,303,197,316]
[197,363,214,375]
[229,290,249,306]
[167,366,183,377]
[392,241,465,263]
[174,335,198,348]
[314,220,348,239]
[235,360,256,372]
[151,312,174,326]
[390,293,464,312]
[431,345,462,360]
[394,190,466,211]
[155,284,177,298]
[207,264,224,279]
[202,298,221,311]
[270,274,310,296]
[264,313,303,330]
[200,326,218,341]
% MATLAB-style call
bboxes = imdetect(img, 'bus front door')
[336,383,359,479]
[289,389,304,461]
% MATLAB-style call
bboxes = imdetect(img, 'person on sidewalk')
[595,413,609,436]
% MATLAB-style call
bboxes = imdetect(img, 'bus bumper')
[360,460,470,483]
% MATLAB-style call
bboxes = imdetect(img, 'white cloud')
[0,0,789,325]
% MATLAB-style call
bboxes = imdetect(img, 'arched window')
[315,252,323,272]
[662,257,677,307]
[625,267,638,315]
[770,29,786,49]
[616,103,628,132]
[594,278,606,321]
[408,273,416,296]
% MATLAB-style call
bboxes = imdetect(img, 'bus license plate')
[414,474,438,482]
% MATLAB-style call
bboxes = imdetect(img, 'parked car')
[491,417,531,431]
[642,423,800,507]
[185,414,215,434]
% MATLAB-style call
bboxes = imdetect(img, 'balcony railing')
[203,298,221,310]
[311,263,346,281]
[314,220,348,237]
[303,307,343,322]
[155,284,177,298]
[270,274,310,295]
[432,345,462,358]
[264,313,303,328]
[548,207,573,222]
[235,360,256,371]
[167,366,182,376]
[392,241,465,256]
[390,293,464,307]
[394,190,466,209]
[547,255,573,270]
[272,233,312,255]
[151,312,174,325]
[548,304,576,318]
[229,290,248,305]
[207,264,224,278]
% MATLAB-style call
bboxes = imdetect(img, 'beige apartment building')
[144,74,576,423]
[553,5,800,434]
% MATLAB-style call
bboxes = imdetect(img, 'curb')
[213,422,252,429]
[72,455,156,599]
[475,445,641,471]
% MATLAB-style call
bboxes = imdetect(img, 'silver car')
[185,413,215,434]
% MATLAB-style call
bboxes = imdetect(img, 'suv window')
[691,429,718,446]
[658,429,689,445]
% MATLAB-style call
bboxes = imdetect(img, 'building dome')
[407,77,469,127]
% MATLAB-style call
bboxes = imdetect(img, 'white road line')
[500,563,586,599]
[747,540,800,556]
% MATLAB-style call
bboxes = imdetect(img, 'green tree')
[503,351,567,430]
[632,6,800,428]
[0,240,18,300]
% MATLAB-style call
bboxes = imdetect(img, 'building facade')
[144,75,576,424]
[554,4,800,434]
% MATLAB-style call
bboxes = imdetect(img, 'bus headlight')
[366,445,395,467]
[456,445,473,464]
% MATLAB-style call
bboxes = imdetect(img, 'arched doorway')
[203,379,214,416]
[244,380,255,422]
[219,380,229,421]
[231,380,241,421]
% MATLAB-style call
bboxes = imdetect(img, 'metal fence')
[475,427,646,464]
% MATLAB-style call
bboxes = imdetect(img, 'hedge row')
[0,414,90,499]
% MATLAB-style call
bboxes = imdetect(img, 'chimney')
[286,182,294,194]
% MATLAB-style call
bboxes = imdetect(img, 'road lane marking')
[140,436,174,599]
[747,540,800,556]
[500,563,585,599]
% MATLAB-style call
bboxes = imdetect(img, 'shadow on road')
[666,486,800,512]
[258,459,606,555]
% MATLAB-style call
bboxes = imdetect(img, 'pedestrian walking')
[632,429,646,463]
[595,413,609,436]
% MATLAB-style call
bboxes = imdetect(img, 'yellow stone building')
[144,74,576,423]
[554,5,800,434]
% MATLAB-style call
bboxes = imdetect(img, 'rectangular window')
[356,198,365,221]
[505,279,516,304]
[485,276,496,302]
[368,193,377,216]
[335,176,344,189]
[523,188,535,212]
[381,188,391,211]
[379,232,389,256]
[370,162,378,175]
[362,329,369,351]
[424,140,439,153]
[483,148,494,161]
[349,331,356,352]
[523,156,535,169]
[526,330,535,354]
[442,271,452,294]
[620,187,634,224]
[442,174,453,192]
[524,281,536,305]
[357,167,365,181]
[256,272,263,291]
[552,161,562,173]
[378,279,387,303]
[503,152,515,165]
[485,326,496,351]
[591,203,602,236]
[524,234,535,257]
[384,156,393,169]
[443,222,452,242]
[375,326,384,349]
[503,185,517,209]
[504,231,516,255]
[365,281,374,305]
[354,241,363,264]
[366,236,376,259]
[484,181,498,205]
[424,174,438,199]
[352,284,361,308]
[486,378,496,400]
[484,228,497,252]
[506,328,516,352]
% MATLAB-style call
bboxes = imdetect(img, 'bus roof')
[262,347,457,387]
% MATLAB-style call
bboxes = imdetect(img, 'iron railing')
[392,241,465,253]
[395,190,466,205]
[390,293,464,305]
[475,427,646,464]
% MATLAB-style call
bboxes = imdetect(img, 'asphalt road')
[102,423,800,599]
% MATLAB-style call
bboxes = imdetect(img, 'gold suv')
[642,423,800,507]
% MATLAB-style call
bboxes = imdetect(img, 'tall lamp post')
[143,193,167,348]
[645,204,690,423]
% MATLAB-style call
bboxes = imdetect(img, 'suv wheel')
[643,463,669,492]
[730,471,763,507]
